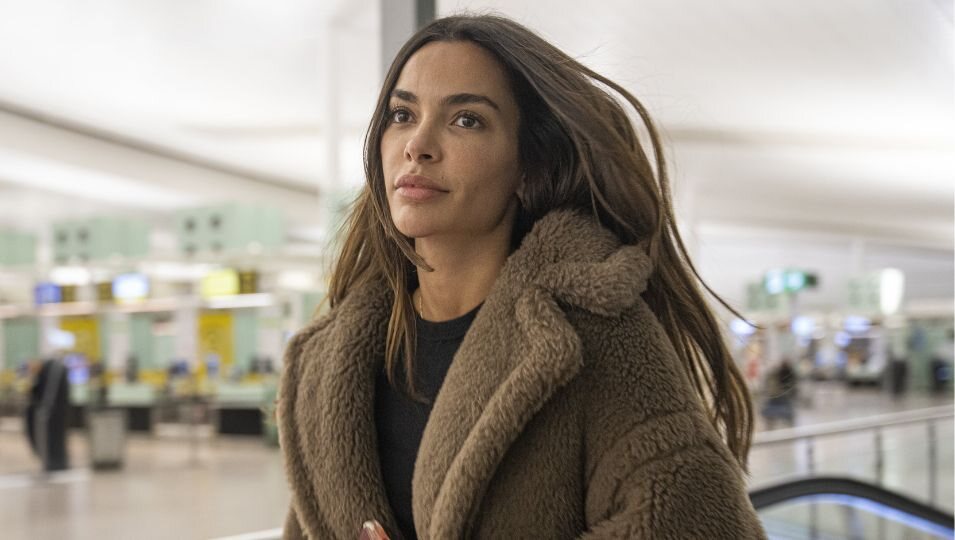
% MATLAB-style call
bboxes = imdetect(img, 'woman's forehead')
[393,41,515,108]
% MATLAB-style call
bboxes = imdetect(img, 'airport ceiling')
[0,0,951,250]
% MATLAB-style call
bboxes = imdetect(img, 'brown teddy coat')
[278,209,766,539]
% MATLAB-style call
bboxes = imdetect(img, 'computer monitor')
[64,354,89,385]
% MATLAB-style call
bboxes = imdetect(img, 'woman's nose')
[404,124,441,163]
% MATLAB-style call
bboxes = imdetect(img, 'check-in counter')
[68,384,90,428]
[67,383,158,431]
[213,383,266,435]
[108,383,158,431]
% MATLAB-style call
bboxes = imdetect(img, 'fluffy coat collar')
[279,209,653,538]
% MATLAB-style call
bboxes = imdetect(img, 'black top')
[374,304,481,540]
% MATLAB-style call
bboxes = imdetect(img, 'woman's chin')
[392,216,439,239]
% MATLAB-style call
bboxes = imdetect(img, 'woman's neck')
[413,221,513,322]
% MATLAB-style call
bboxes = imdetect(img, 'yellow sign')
[197,311,233,377]
[60,316,101,361]
[201,269,239,298]
[139,369,168,387]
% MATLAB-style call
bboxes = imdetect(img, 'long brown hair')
[327,14,754,464]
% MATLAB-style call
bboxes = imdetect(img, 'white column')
[258,302,284,367]
[107,312,130,374]
[174,302,198,368]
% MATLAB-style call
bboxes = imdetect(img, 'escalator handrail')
[749,476,954,529]
[752,405,953,446]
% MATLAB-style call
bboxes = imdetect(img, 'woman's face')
[380,41,522,242]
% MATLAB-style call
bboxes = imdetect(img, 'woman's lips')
[395,174,447,202]
[396,185,445,201]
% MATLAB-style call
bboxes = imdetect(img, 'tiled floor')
[0,383,951,540]
[0,430,289,540]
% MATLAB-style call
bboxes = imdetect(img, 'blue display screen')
[64,354,89,385]
[34,283,62,305]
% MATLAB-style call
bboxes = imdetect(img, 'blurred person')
[886,351,908,398]
[125,353,139,383]
[279,14,763,539]
[930,328,954,394]
[744,340,763,389]
[760,359,798,429]
[25,356,70,472]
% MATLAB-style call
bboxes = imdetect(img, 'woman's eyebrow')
[444,93,500,111]
[391,89,500,111]
[391,89,417,103]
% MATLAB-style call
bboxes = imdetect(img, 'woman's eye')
[389,108,411,123]
[453,114,482,129]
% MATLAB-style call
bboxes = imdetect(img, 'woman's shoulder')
[572,298,677,372]
[293,308,338,345]
[569,299,700,415]
[569,302,731,472]
[279,311,338,383]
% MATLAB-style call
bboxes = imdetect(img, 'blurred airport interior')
[0,1,952,539]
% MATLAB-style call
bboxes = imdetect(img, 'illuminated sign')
[765,270,786,295]
[197,311,234,375]
[34,283,62,305]
[60,317,101,359]
[113,273,150,303]
[847,268,905,315]
[764,269,818,294]
[879,268,904,316]
[201,269,239,298]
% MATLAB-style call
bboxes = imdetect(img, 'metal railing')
[217,407,953,540]
[752,405,954,507]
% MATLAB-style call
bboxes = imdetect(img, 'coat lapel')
[413,210,652,539]
[280,282,400,538]
[414,285,585,538]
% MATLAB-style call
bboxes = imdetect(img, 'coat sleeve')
[283,506,306,540]
[579,412,766,539]
[575,305,766,539]
[282,499,339,539]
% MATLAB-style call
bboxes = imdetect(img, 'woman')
[279,14,765,539]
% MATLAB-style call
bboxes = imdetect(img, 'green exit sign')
[764,269,818,295]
